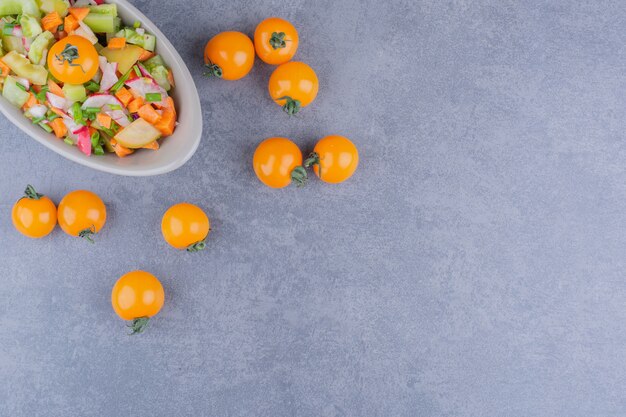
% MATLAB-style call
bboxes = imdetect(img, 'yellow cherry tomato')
[57,190,107,243]
[111,270,165,335]
[204,31,255,80]
[11,185,57,238]
[253,137,307,188]
[305,135,359,184]
[268,61,318,115]
[254,17,299,65]
[161,203,210,251]
[48,36,99,84]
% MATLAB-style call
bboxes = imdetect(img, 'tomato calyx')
[186,240,207,253]
[204,61,223,78]
[269,32,288,49]
[304,152,322,180]
[24,184,43,200]
[127,316,150,335]
[277,96,301,115]
[290,166,308,187]
[78,225,96,244]
[55,43,86,73]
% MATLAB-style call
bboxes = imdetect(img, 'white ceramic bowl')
[0,0,202,176]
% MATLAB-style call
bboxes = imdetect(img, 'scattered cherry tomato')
[111,270,165,335]
[253,137,307,188]
[254,17,299,65]
[161,203,210,252]
[57,190,107,243]
[11,185,57,238]
[48,35,99,84]
[305,135,359,183]
[268,61,318,115]
[204,31,255,80]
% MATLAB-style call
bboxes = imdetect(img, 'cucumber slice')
[63,83,86,102]
[0,0,40,17]
[27,30,54,64]
[2,75,30,107]
[88,4,117,16]
[149,65,170,91]
[21,0,40,17]
[0,0,22,16]
[20,14,42,38]
[37,0,69,17]
[116,28,156,52]
[83,13,118,33]
[114,117,161,148]
[2,35,24,54]
[143,55,166,68]
[2,50,48,85]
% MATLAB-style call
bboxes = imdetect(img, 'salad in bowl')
[0,0,178,158]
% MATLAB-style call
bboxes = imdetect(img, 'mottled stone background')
[0,1,625,416]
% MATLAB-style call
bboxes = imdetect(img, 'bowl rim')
[0,0,203,177]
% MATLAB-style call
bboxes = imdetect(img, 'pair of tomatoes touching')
[203,18,318,115]
[253,135,359,188]
[12,186,106,242]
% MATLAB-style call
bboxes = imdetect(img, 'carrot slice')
[137,104,161,124]
[127,97,144,113]
[49,118,68,138]
[142,141,160,150]
[22,93,38,110]
[64,15,79,33]
[108,37,126,49]
[110,138,134,158]
[48,106,67,117]
[68,7,90,21]
[167,69,175,88]
[42,12,63,32]
[47,79,64,97]
[0,60,10,77]
[114,87,133,107]
[96,113,112,129]
[153,106,176,136]
[138,49,155,62]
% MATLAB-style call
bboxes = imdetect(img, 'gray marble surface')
[1,1,625,416]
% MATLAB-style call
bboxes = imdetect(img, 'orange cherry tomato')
[268,61,318,115]
[253,137,307,188]
[254,17,299,65]
[111,270,165,335]
[11,185,57,238]
[161,203,210,251]
[305,135,359,184]
[204,31,255,80]
[47,35,99,84]
[57,190,107,243]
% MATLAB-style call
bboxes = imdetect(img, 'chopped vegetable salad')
[0,0,177,157]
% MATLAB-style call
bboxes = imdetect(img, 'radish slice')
[81,94,130,127]
[98,56,118,92]
[22,36,32,52]
[125,77,168,107]
[106,109,130,127]
[12,26,22,38]
[75,126,91,156]
[15,77,30,90]
[81,93,124,109]
[74,21,97,44]
[62,116,82,134]
[47,92,69,111]
[28,105,48,119]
